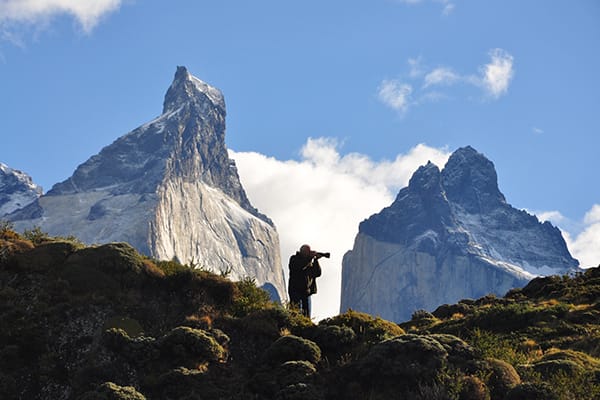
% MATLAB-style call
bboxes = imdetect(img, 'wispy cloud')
[532,127,544,135]
[423,67,460,88]
[395,0,456,16]
[377,80,413,114]
[0,0,123,34]
[378,49,515,114]
[230,140,450,320]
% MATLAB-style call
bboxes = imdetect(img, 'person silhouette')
[288,244,324,318]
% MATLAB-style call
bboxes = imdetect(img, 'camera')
[314,252,330,259]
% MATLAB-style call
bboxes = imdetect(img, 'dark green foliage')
[477,358,521,399]
[320,309,405,348]
[1,228,599,400]
[160,326,226,365]
[412,308,435,319]
[357,334,448,381]
[230,276,273,317]
[307,324,356,362]
[276,360,317,387]
[274,383,324,400]
[504,382,559,400]
[459,375,490,400]
[263,335,321,366]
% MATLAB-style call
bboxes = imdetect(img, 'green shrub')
[22,226,51,245]
[154,258,190,276]
[320,310,404,346]
[357,334,448,381]
[468,328,528,365]
[429,334,478,366]
[160,326,226,364]
[263,335,321,366]
[274,383,323,400]
[504,382,559,400]
[231,277,272,317]
[276,360,317,387]
[102,328,158,365]
[78,381,147,400]
[459,375,490,400]
[103,317,144,338]
[308,324,356,361]
[477,358,521,400]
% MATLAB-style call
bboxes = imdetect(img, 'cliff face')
[9,67,285,300]
[341,146,579,322]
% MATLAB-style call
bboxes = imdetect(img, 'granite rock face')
[341,146,579,322]
[9,66,286,300]
[0,163,42,218]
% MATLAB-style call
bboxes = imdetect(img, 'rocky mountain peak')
[163,66,225,114]
[7,67,285,301]
[342,145,579,322]
[441,146,506,213]
[0,162,42,217]
[408,161,442,196]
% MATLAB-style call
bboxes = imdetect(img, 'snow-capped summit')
[0,163,42,218]
[9,67,286,300]
[342,146,579,322]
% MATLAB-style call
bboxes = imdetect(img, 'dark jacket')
[288,253,322,297]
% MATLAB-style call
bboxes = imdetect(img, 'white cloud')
[479,48,515,98]
[532,127,544,135]
[568,205,600,268]
[377,79,413,114]
[535,210,567,225]
[230,140,450,321]
[0,0,123,33]
[536,205,600,269]
[423,67,459,88]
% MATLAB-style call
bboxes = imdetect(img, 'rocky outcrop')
[341,146,579,322]
[8,66,286,300]
[0,163,42,217]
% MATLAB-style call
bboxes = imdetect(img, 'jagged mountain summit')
[9,66,286,300]
[341,146,579,322]
[0,162,42,218]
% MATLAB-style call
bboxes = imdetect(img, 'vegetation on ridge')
[1,223,599,399]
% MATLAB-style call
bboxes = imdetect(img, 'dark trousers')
[290,294,311,317]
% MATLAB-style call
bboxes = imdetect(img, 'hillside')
[1,224,598,399]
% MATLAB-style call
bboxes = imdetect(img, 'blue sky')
[1,1,599,319]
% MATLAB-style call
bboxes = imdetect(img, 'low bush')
[320,310,404,347]
[263,335,321,366]
[79,381,147,400]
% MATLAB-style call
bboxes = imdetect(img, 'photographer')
[288,244,329,318]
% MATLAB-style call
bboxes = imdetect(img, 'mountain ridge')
[342,146,579,322]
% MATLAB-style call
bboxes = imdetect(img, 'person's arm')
[309,258,322,278]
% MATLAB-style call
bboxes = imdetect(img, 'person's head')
[299,244,314,257]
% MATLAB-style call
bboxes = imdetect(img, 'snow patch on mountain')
[0,162,43,217]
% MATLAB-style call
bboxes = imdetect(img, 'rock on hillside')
[8,66,285,301]
[341,146,579,322]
